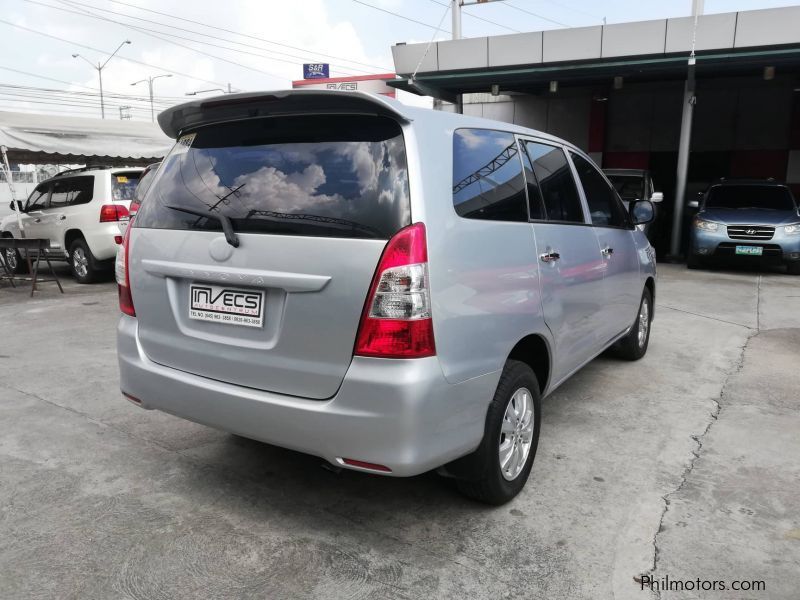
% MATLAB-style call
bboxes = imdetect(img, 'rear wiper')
[165,205,240,248]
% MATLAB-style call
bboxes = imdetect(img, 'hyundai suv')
[1,166,143,282]
[117,91,656,504]
[688,179,800,273]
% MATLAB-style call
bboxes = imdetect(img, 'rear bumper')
[117,315,497,476]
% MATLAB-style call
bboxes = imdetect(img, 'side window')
[49,176,94,209]
[70,176,94,205]
[570,153,627,228]
[452,129,528,222]
[518,142,545,221]
[49,179,72,209]
[26,184,49,211]
[523,141,584,223]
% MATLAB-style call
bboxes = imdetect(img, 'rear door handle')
[33,218,42,223]
[601,247,614,258]
[539,251,560,263]
[58,215,67,220]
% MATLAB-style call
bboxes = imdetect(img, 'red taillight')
[129,201,140,215]
[116,223,135,316]
[100,204,130,222]
[354,222,436,358]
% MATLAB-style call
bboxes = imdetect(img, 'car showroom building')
[388,5,800,253]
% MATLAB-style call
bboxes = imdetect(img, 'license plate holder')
[735,245,763,256]
[189,284,265,328]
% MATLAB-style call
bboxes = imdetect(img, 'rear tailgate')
[130,113,410,399]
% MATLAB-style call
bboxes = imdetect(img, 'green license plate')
[735,245,763,256]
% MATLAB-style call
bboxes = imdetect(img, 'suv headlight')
[784,224,800,235]
[694,218,720,232]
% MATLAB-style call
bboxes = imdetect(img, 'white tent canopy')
[0,110,172,166]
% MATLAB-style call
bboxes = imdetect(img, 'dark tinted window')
[112,171,142,201]
[26,184,49,211]
[523,142,584,223]
[452,129,528,222]
[518,144,545,220]
[135,115,410,239]
[571,153,627,227]
[705,185,795,211]
[607,174,645,201]
[133,163,160,204]
[49,176,94,209]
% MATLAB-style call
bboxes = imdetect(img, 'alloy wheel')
[499,387,535,481]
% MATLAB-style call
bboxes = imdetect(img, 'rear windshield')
[607,174,644,201]
[112,171,142,201]
[134,115,410,239]
[705,185,795,211]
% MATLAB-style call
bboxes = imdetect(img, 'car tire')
[787,262,800,275]
[2,243,27,275]
[455,360,541,505]
[69,238,100,284]
[686,253,703,270]
[612,287,653,361]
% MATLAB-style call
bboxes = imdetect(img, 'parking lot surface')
[1,264,798,599]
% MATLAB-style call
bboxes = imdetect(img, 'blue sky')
[2,0,798,119]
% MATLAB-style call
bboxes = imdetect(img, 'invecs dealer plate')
[189,284,265,328]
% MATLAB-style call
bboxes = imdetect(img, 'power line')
[428,0,521,33]
[0,82,181,103]
[46,0,377,76]
[351,0,452,34]
[0,18,232,89]
[542,0,603,22]
[104,0,392,72]
[40,0,287,83]
[501,1,570,27]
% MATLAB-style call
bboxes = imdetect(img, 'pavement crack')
[658,305,754,330]
[2,383,177,455]
[642,330,756,599]
[756,274,762,332]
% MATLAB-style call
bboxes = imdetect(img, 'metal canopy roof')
[388,46,800,100]
[389,6,800,101]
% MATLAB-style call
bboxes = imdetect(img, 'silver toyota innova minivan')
[117,90,656,504]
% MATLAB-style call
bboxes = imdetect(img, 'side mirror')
[630,199,655,225]
[688,200,700,209]
[650,191,664,203]
[9,201,16,212]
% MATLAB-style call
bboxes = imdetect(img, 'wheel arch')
[644,276,656,319]
[64,228,86,252]
[507,333,551,396]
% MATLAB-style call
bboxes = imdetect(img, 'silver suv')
[117,91,656,504]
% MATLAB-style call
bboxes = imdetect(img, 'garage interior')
[389,6,800,256]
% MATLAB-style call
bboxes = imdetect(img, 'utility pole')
[452,0,463,113]
[72,40,131,119]
[669,0,703,258]
[131,74,172,122]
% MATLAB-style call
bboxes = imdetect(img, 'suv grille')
[727,225,775,241]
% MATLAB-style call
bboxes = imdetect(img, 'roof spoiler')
[157,89,411,139]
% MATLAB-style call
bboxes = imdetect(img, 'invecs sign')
[292,74,397,98]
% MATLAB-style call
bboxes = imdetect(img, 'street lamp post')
[131,74,173,122]
[72,40,131,119]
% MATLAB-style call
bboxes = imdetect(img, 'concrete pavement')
[0,264,798,599]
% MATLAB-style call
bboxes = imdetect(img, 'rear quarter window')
[452,128,528,222]
[134,115,410,239]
